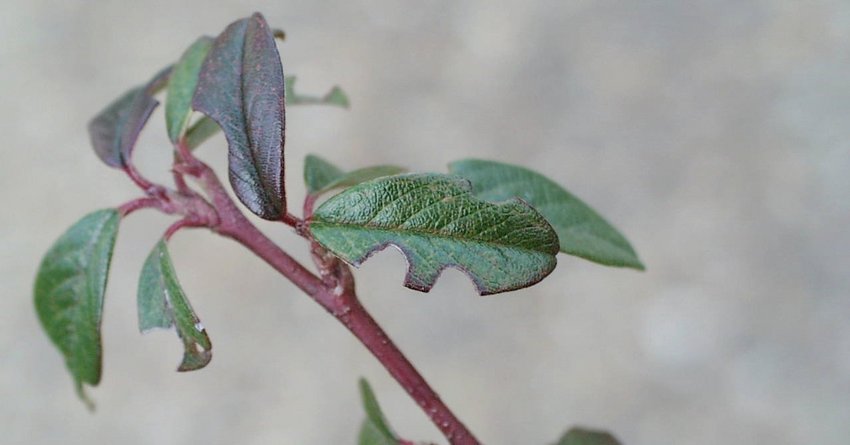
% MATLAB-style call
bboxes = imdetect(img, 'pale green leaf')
[304,154,405,195]
[309,173,559,295]
[304,154,344,194]
[286,76,350,108]
[34,209,120,404]
[357,378,398,445]
[449,159,644,270]
[165,36,214,142]
[554,428,622,445]
[138,240,212,372]
[184,116,221,150]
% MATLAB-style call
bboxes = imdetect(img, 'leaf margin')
[33,208,121,405]
[448,158,644,270]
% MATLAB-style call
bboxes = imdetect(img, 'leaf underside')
[33,209,120,402]
[192,12,286,220]
[138,240,212,372]
[449,159,644,270]
[303,154,406,195]
[555,428,622,445]
[88,66,172,168]
[357,378,399,445]
[166,36,214,143]
[309,173,559,295]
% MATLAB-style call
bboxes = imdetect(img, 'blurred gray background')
[2,1,849,444]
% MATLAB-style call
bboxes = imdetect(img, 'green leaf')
[449,159,644,270]
[138,240,212,372]
[184,116,221,150]
[357,378,398,445]
[309,173,559,295]
[285,76,350,108]
[303,154,344,194]
[88,66,172,168]
[303,154,405,195]
[165,36,214,143]
[192,13,286,220]
[33,209,120,403]
[554,428,622,445]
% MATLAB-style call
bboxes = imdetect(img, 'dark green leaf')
[554,428,622,445]
[309,174,559,295]
[33,209,120,403]
[449,159,644,270]
[303,154,405,195]
[193,13,286,220]
[166,36,214,143]
[357,378,398,445]
[285,76,350,108]
[88,66,172,168]
[138,240,212,372]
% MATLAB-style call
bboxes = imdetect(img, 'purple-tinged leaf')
[88,66,172,168]
[192,13,286,220]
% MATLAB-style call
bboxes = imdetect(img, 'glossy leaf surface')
[138,240,212,372]
[34,209,120,401]
[303,154,405,195]
[193,13,286,220]
[286,76,350,108]
[166,36,214,142]
[554,428,622,445]
[88,67,171,168]
[449,159,644,270]
[310,174,559,295]
[357,378,398,445]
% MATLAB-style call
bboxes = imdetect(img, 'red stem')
[123,164,155,191]
[188,161,480,445]
[339,298,479,445]
[118,197,162,217]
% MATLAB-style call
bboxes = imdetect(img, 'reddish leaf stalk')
[181,159,480,445]
[118,197,163,217]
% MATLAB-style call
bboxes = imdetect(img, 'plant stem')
[338,298,479,445]
[189,161,480,445]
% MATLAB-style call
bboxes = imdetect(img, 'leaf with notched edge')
[88,66,171,168]
[192,13,286,220]
[34,209,120,404]
[165,36,214,143]
[303,154,405,196]
[309,173,559,295]
[138,240,211,372]
[449,159,644,270]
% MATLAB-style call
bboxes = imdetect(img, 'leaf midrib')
[311,219,554,256]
